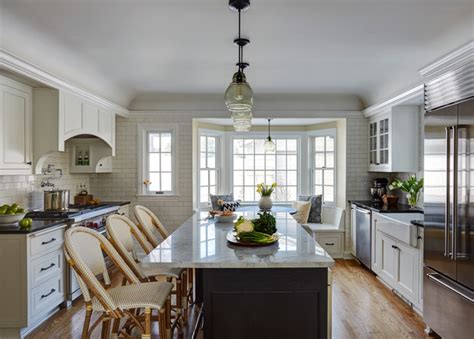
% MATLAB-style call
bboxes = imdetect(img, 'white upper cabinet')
[33,88,116,174]
[0,76,33,175]
[368,106,419,172]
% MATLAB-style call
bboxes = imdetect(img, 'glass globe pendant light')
[264,118,276,152]
[225,0,253,132]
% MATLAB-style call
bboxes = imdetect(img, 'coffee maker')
[370,178,388,204]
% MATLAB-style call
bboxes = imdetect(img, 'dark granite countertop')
[0,219,70,234]
[100,201,131,206]
[410,220,424,228]
[350,200,424,214]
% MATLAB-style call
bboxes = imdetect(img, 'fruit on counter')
[0,203,27,215]
[89,199,101,206]
[19,218,33,229]
[221,210,234,217]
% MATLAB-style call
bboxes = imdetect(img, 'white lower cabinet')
[0,225,67,338]
[373,213,422,312]
[315,233,344,258]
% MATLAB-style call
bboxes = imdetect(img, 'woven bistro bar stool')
[134,205,194,315]
[106,214,186,330]
[64,226,173,339]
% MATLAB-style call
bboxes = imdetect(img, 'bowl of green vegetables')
[227,212,278,246]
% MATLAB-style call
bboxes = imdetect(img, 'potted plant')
[256,182,276,211]
[389,175,424,208]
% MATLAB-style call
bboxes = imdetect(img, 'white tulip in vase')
[256,182,276,211]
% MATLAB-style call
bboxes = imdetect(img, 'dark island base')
[195,268,329,339]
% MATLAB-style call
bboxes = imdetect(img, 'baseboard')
[343,251,355,259]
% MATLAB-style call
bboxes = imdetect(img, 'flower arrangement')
[389,175,424,207]
[256,182,277,197]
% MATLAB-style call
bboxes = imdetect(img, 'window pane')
[276,139,286,152]
[326,136,334,152]
[200,136,206,152]
[244,139,254,154]
[315,185,323,195]
[244,187,255,201]
[255,155,265,169]
[255,171,265,185]
[234,155,243,170]
[149,172,161,191]
[326,152,334,168]
[150,133,160,152]
[276,155,286,168]
[265,171,275,184]
[209,186,216,195]
[207,152,215,168]
[161,153,172,171]
[287,155,297,170]
[244,154,254,170]
[200,170,208,186]
[207,137,216,153]
[234,186,244,201]
[324,170,334,186]
[200,186,209,204]
[287,187,297,201]
[200,152,206,169]
[234,139,243,154]
[275,186,286,201]
[234,171,244,185]
[315,137,325,152]
[161,133,172,152]
[149,153,160,172]
[210,170,216,186]
[255,139,265,154]
[276,171,287,185]
[287,140,297,152]
[244,171,254,186]
[287,171,297,185]
[315,153,325,168]
[266,155,275,170]
[324,186,334,202]
[315,170,323,185]
[161,173,172,191]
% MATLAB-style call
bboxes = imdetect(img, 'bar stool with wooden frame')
[106,214,186,330]
[64,226,173,339]
[134,205,194,315]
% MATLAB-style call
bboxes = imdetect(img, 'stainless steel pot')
[44,190,70,211]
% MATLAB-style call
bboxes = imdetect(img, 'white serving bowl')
[0,213,26,225]
[215,214,236,223]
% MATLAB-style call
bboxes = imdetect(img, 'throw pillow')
[291,201,312,224]
[221,201,241,212]
[299,195,323,223]
[210,193,234,211]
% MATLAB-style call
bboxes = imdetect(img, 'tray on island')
[226,230,279,247]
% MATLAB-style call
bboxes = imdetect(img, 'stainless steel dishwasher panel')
[355,207,372,268]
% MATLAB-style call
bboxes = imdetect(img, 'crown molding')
[128,110,363,118]
[419,40,474,79]
[0,49,130,117]
[362,85,423,117]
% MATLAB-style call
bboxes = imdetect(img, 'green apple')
[16,208,25,214]
[0,207,7,215]
[19,218,31,228]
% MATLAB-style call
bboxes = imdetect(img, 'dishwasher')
[355,207,372,268]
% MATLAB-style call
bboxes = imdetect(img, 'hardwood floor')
[27,259,435,339]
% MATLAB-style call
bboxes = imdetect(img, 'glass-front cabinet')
[368,107,419,173]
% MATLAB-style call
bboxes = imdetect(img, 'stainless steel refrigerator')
[424,98,474,338]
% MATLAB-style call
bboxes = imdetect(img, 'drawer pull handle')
[41,289,56,299]
[40,263,56,272]
[391,245,400,250]
[41,238,56,245]
[325,243,335,246]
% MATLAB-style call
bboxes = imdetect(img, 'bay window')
[311,131,336,204]
[199,135,220,206]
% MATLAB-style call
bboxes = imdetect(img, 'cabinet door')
[63,92,83,137]
[368,121,378,166]
[82,102,99,134]
[0,84,32,172]
[394,240,419,303]
[377,117,390,166]
[376,231,396,284]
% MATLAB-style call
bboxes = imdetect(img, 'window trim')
[228,132,303,203]
[137,123,178,197]
[308,128,337,205]
[197,129,223,208]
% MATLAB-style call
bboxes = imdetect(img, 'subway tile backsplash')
[0,146,90,210]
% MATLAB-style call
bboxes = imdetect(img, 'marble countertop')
[141,209,335,269]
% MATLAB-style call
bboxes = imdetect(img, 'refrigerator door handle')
[452,126,458,260]
[427,273,474,303]
[444,127,451,257]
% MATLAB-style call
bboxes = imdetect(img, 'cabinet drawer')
[30,226,65,257]
[316,233,343,257]
[30,274,65,319]
[31,250,64,287]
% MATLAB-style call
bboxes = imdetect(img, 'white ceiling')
[197,118,336,126]
[1,0,473,108]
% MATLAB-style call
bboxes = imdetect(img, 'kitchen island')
[141,209,335,339]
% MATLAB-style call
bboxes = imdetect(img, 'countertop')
[100,201,131,206]
[0,219,69,234]
[350,200,423,214]
[141,209,335,269]
[410,220,424,228]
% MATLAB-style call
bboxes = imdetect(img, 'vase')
[258,196,273,211]
[407,191,420,208]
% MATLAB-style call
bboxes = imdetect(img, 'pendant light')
[225,0,253,132]
[264,118,276,152]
